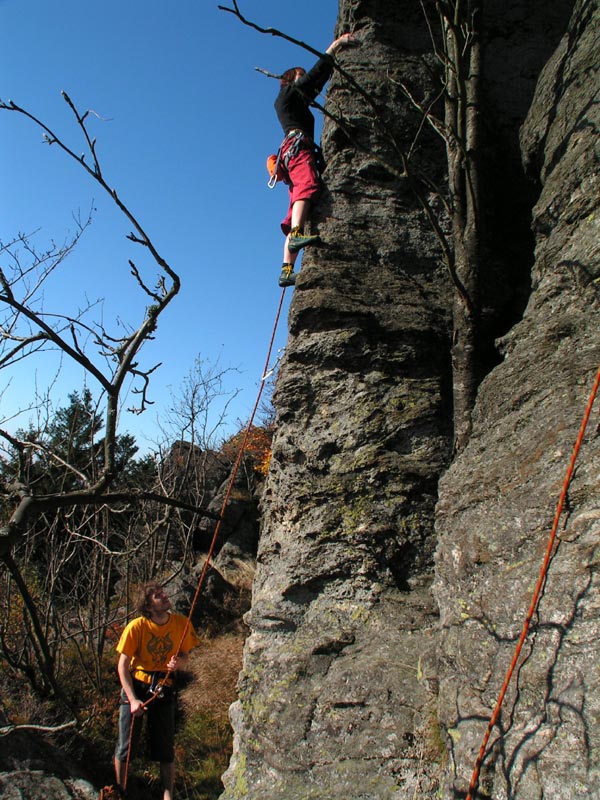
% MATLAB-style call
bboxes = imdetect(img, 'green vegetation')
[175,710,235,800]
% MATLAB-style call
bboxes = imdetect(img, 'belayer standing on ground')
[274,33,359,288]
[113,582,200,800]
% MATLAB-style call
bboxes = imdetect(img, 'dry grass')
[171,631,246,798]
[182,631,246,723]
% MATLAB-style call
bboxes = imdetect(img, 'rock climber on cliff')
[273,32,359,288]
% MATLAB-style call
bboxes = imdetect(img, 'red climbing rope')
[111,287,288,796]
[466,365,600,800]
[169,285,287,658]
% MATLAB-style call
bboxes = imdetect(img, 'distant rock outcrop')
[222,0,598,798]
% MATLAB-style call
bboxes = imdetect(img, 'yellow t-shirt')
[116,612,200,673]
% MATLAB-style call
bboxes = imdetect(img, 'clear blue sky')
[0,0,338,453]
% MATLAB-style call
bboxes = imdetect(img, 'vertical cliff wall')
[223,4,451,797]
[435,0,600,796]
[221,0,595,798]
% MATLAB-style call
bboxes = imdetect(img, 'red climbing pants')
[280,141,321,235]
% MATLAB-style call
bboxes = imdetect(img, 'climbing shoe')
[288,228,321,253]
[278,263,296,288]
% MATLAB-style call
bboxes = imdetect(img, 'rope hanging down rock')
[466,365,600,800]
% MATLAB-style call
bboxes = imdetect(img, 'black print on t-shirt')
[146,632,174,667]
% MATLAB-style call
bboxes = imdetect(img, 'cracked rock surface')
[222,1,597,798]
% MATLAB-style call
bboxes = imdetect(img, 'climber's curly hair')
[280,67,306,86]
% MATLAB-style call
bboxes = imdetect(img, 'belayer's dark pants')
[115,678,175,764]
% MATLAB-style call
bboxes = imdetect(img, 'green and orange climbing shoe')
[288,227,321,253]
[278,263,296,288]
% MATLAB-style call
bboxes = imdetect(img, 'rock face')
[435,1,600,797]
[0,729,97,799]
[223,3,452,797]
[222,1,598,799]
[0,773,96,800]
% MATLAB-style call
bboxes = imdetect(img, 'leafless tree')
[134,356,242,579]
[421,0,482,451]
[0,92,182,547]
[0,93,222,701]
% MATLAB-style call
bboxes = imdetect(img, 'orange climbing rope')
[105,287,289,797]
[169,285,287,659]
[466,365,600,800]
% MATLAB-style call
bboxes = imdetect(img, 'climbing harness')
[267,129,325,189]
[100,286,289,799]
[267,130,302,189]
[466,365,600,800]
[282,130,306,168]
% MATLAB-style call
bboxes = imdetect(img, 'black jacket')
[274,55,334,139]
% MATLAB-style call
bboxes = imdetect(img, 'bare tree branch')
[0,718,77,737]
[218,1,324,58]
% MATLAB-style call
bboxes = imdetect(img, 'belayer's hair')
[135,581,164,618]
[280,66,306,86]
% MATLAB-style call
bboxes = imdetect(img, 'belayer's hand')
[130,697,146,717]
[167,652,189,672]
